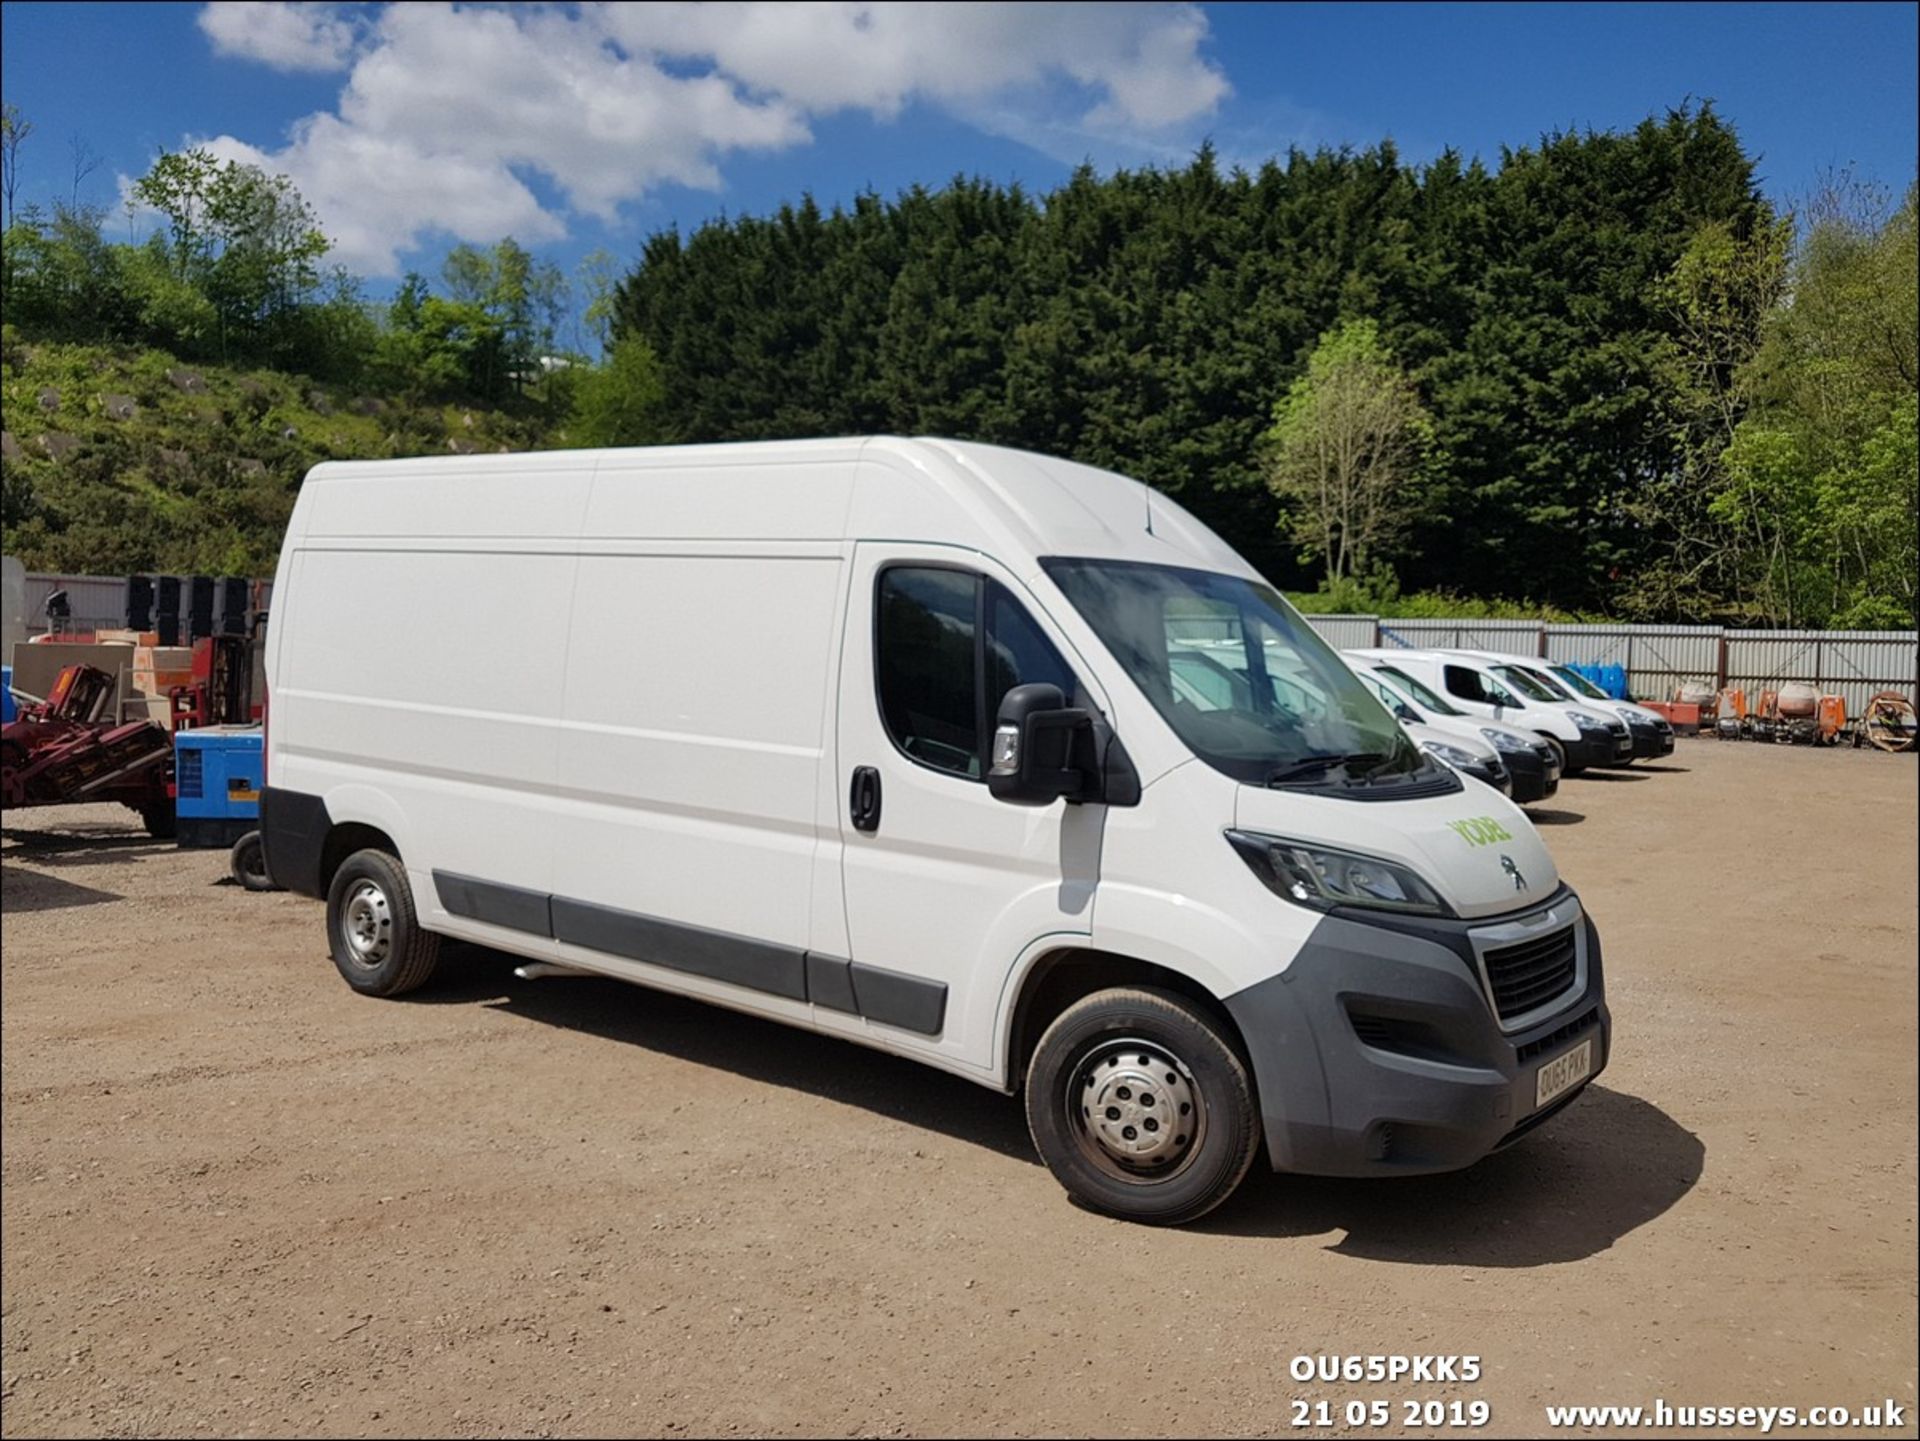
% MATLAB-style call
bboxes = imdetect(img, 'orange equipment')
[1816,695,1846,744]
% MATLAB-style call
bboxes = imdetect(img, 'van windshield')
[1549,664,1610,700]
[1372,664,1467,717]
[1490,664,1563,703]
[1042,559,1427,789]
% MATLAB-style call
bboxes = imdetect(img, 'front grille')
[176,748,203,800]
[1480,924,1578,1022]
[1516,1005,1599,1062]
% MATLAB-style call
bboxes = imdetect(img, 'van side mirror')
[1394,702,1419,724]
[987,683,1091,806]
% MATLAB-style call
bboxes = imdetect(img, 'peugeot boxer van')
[261,438,1610,1224]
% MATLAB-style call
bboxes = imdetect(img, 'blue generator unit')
[174,725,264,849]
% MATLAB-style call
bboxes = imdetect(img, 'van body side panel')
[549,546,841,956]
[1084,761,1310,1003]
[529,451,861,1008]
[273,543,576,914]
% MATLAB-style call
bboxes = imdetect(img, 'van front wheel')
[1025,987,1258,1226]
[326,848,440,997]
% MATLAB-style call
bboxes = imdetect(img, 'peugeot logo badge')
[1501,854,1528,891]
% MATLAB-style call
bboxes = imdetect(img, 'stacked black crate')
[156,577,182,646]
[188,576,215,642]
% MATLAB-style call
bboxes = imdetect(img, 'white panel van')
[1454,650,1676,761]
[1347,647,1631,773]
[262,438,1610,1224]
[1341,656,1562,804]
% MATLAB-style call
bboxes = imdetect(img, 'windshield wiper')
[1263,752,1391,787]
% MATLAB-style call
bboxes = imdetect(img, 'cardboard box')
[132,647,194,673]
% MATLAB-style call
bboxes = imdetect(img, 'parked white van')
[262,438,1609,1224]
[1452,650,1675,761]
[1341,656,1562,803]
[1156,636,1510,794]
[1348,647,1631,773]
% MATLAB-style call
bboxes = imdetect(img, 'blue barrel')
[1,665,14,723]
[1600,663,1628,699]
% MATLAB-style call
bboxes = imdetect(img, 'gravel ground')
[2,740,1915,1438]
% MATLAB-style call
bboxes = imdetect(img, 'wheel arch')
[998,942,1250,1094]
[320,820,401,897]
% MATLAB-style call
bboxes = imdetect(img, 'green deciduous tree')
[1263,320,1436,588]
[568,335,667,448]
[1713,180,1918,625]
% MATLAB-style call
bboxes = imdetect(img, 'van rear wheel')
[1025,986,1258,1226]
[326,848,440,996]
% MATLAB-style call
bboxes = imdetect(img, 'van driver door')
[828,544,1107,1078]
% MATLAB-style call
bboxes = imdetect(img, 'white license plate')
[1534,1038,1593,1109]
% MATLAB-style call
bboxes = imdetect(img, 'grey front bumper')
[1222,892,1609,1176]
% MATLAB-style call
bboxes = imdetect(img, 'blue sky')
[3,1,1915,312]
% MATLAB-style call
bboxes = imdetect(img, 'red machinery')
[168,633,258,731]
[0,663,177,837]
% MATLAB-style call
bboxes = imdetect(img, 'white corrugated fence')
[1306,614,1917,710]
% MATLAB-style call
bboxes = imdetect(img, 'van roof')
[292,436,1256,579]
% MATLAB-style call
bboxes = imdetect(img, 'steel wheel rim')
[1067,1035,1207,1185]
[342,879,393,967]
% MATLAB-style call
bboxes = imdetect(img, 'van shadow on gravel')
[1524,808,1584,826]
[1201,1086,1703,1266]
[415,948,1701,1262]
[0,862,122,912]
[0,825,174,869]
[420,945,1039,1163]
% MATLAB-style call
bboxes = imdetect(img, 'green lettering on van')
[1446,816,1514,847]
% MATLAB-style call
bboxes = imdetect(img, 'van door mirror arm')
[987,683,1083,805]
[987,683,1141,808]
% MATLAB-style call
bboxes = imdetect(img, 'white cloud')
[197,1,359,73]
[190,2,1230,276]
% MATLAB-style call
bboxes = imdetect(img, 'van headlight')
[1225,831,1453,917]
[1573,712,1608,733]
[1480,727,1533,754]
[1422,741,1482,771]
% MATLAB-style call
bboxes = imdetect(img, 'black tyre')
[1538,735,1573,774]
[1025,986,1259,1226]
[138,802,176,840]
[230,831,278,892]
[325,848,440,997]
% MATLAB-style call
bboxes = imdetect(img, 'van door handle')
[849,766,882,832]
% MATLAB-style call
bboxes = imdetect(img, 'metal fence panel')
[20,573,274,641]
[1376,618,1543,653]
[20,573,127,635]
[1544,625,1722,700]
[1726,630,1919,714]
[1300,614,1380,649]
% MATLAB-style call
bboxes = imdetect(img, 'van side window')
[876,569,1080,782]
[877,567,982,777]
[1444,665,1488,704]
[985,581,1077,714]
[1446,665,1518,707]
